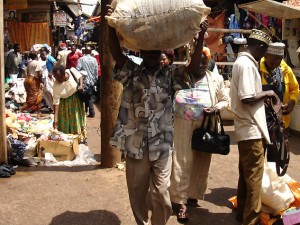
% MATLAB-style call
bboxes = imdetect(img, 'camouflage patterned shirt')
[110,59,189,161]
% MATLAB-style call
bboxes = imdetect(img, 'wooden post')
[0,0,8,164]
[100,0,122,167]
[207,28,252,34]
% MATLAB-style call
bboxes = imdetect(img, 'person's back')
[77,53,98,87]
[76,47,98,118]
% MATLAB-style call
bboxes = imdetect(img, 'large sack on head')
[106,0,211,51]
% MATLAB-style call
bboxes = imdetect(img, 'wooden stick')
[0,0,8,164]
[207,28,252,34]
[247,12,282,41]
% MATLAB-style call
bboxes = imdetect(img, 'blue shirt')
[46,55,56,72]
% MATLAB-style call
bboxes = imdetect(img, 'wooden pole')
[207,28,252,34]
[100,0,122,168]
[0,0,8,164]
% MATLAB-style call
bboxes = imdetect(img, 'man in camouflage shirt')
[108,5,208,225]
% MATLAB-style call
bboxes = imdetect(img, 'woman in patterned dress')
[52,64,86,142]
[170,48,229,221]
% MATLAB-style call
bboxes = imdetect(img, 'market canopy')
[239,0,300,19]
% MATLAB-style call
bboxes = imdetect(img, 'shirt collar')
[238,52,259,67]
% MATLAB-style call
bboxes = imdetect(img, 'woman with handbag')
[52,64,86,142]
[169,48,229,221]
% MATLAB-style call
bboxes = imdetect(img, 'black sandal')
[187,198,199,207]
[177,205,189,222]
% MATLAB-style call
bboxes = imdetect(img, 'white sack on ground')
[261,162,295,213]
[106,0,211,51]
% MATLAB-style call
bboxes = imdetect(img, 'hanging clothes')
[206,11,226,60]
[229,14,241,39]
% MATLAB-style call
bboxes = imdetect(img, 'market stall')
[5,109,98,170]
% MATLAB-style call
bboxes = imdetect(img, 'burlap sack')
[106,0,211,51]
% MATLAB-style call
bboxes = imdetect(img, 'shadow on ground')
[205,187,236,207]
[49,210,121,225]
[176,208,239,225]
[289,135,300,155]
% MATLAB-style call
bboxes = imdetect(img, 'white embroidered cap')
[267,42,285,56]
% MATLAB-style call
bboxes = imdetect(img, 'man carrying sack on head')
[230,29,279,225]
[106,3,209,225]
[259,42,299,162]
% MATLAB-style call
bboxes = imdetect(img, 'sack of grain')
[106,0,211,51]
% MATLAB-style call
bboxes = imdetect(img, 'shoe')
[87,114,95,118]
[187,198,199,207]
[177,204,189,222]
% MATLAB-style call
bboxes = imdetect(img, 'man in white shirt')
[230,29,278,225]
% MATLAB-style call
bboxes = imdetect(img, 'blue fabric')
[229,14,241,39]
[46,55,56,72]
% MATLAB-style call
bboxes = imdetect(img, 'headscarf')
[202,47,211,59]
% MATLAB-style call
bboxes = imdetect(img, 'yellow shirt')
[260,58,299,128]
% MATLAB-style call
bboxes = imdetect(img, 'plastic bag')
[44,144,98,167]
[106,0,211,51]
[261,162,295,213]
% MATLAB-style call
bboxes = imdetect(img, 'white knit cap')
[267,42,285,56]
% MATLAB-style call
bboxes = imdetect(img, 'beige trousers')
[170,116,212,204]
[126,151,172,225]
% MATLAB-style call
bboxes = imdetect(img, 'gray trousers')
[126,151,172,225]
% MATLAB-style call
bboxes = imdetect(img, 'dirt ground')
[1,105,300,225]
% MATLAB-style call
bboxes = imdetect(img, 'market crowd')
[3,3,300,225]
[5,42,101,142]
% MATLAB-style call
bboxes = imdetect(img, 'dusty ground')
[1,104,300,225]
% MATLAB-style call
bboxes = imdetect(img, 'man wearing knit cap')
[230,29,278,225]
[259,42,299,161]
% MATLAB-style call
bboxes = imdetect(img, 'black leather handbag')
[192,111,230,155]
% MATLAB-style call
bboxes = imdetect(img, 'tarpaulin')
[206,11,226,60]
[8,21,50,52]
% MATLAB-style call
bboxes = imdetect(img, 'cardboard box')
[38,138,79,161]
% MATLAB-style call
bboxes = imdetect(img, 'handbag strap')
[67,69,80,87]
[213,111,225,135]
[200,112,212,131]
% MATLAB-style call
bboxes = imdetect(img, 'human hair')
[9,11,16,18]
[29,52,38,60]
[40,50,47,56]
[40,47,49,54]
[52,64,66,76]
[13,43,19,50]
[162,49,175,65]
[8,43,14,49]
